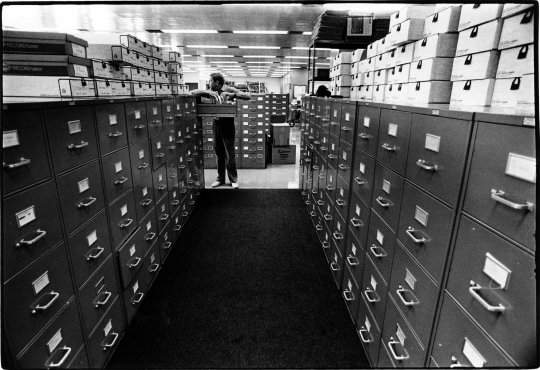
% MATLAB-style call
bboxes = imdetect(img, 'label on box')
[16,205,36,228]
[133,280,139,293]
[414,206,429,227]
[87,230,98,246]
[363,116,370,127]
[376,230,384,245]
[463,338,486,368]
[365,317,371,332]
[405,268,416,290]
[351,243,357,256]
[425,134,441,153]
[370,275,377,290]
[152,107,158,115]
[396,324,406,346]
[382,179,391,194]
[505,152,536,183]
[114,161,123,173]
[104,320,112,336]
[78,178,90,193]
[72,43,86,58]
[129,244,136,256]
[68,120,82,135]
[47,329,63,354]
[483,252,511,289]
[523,117,535,126]
[359,162,366,174]
[3,130,20,148]
[355,205,361,216]
[388,123,398,137]
[32,271,50,295]
[121,204,128,216]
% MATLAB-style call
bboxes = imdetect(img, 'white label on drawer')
[156,142,162,150]
[243,114,249,118]
[133,280,139,293]
[243,146,249,151]
[108,114,118,125]
[388,123,398,137]
[523,117,535,127]
[351,243,357,256]
[331,144,336,151]
[134,110,141,119]
[114,161,123,173]
[72,43,86,58]
[3,130,20,148]
[376,230,384,245]
[161,204,166,213]
[129,244,136,256]
[121,204,128,216]
[243,122,249,126]
[169,135,174,143]
[342,151,347,161]
[150,253,156,264]
[382,179,391,194]
[425,134,441,153]
[337,221,341,231]
[258,114,263,118]
[257,138,263,142]
[363,116,370,127]
[166,105,171,113]
[87,230,98,246]
[146,221,152,231]
[159,174,163,182]
[347,279,352,291]
[333,252,338,263]
[138,149,145,159]
[258,105,263,109]
[244,154,249,158]
[370,275,377,290]
[47,329,63,354]
[405,268,416,290]
[333,110,337,117]
[173,191,177,198]
[78,177,90,193]
[243,130,248,135]
[16,205,36,228]
[359,162,366,174]
[142,186,148,197]
[164,231,169,241]
[345,113,350,121]
[462,337,486,368]
[104,319,112,336]
[208,138,214,142]
[68,120,82,135]
[340,188,344,197]
[257,130,263,135]
[176,104,181,111]
[414,206,429,227]
[355,205,361,216]
[152,107,158,115]
[32,271,50,295]
[483,252,511,289]
[365,317,371,332]
[505,152,536,183]
[396,324,406,346]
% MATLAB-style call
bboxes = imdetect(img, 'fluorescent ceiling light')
[229,3,301,6]
[238,46,280,50]
[245,61,274,64]
[233,30,288,34]
[302,31,312,35]
[163,29,217,33]
[186,45,228,48]
[201,54,235,57]
[322,3,402,13]
[243,55,278,58]
[211,61,239,64]
[292,47,332,51]
[285,56,309,59]
[282,61,307,64]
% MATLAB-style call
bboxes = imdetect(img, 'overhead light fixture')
[292,47,333,51]
[233,30,288,35]
[211,61,239,64]
[229,3,302,6]
[285,56,309,59]
[245,61,274,64]
[201,54,235,58]
[238,46,280,50]
[243,55,278,58]
[186,45,228,48]
[163,29,217,33]
[302,31,312,35]
[282,61,307,64]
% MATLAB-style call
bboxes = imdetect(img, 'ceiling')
[2,2,405,78]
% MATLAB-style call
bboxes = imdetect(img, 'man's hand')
[207,90,221,102]
[221,91,236,102]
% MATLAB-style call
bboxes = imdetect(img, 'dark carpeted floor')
[107,189,368,369]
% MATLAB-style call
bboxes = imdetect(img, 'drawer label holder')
[3,130,20,148]
[505,152,536,183]
[16,205,36,228]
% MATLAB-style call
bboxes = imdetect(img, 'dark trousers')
[213,118,238,183]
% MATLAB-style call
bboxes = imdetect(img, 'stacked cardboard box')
[349,48,365,99]
[167,51,188,94]
[330,51,353,97]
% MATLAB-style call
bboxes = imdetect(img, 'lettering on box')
[146,221,152,231]
[359,162,366,174]
[108,114,118,126]
[138,149,145,159]
[425,134,441,152]
[32,271,50,295]
[414,206,429,227]
[463,337,486,368]
[120,204,128,216]
[78,178,90,193]
[505,152,536,183]
[483,253,511,289]
[382,179,391,194]
[67,120,82,135]
[87,230,98,246]
[72,43,86,58]
[405,268,416,290]
[370,275,377,290]
[396,324,406,346]
[363,116,370,127]
[3,130,20,148]
[355,205,361,216]
[114,161,123,173]
[376,230,384,245]
[16,205,36,228]
[104,320,112,336]
[129,244,136,256]
[388,123,398,137]
[47,329,63,354]
[133,280,139,293]
[365,317,371,332]
[351,243,357,256]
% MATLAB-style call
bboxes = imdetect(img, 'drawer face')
[4,244,73,355]
[95,103,128,156]
[352,152,376,207]
[366,211,397,285]
[446,216,536,365]
[57,161,105,233]
[340,102,357,145]
[432,293,515,368]
[161,99,175,126]
[341,267,361,323]
[156,194,171,228]
[141,243,162,291]
[146,100,163,135]
[347,193,371,249]
[332,211,347,255]
[45,106,98,174]
[3,181,63,281]
[117,227,146,288]
[108,190,137,249]
[68,345,89,369]
[343,230,365,286]
[139,208,159,254]
[463,123,535,251]
[361,254,389,329]
[3,110,51,194]
[322,197,335,230]
[158,221,173,262]
[17,300,84,369]
[132,159,155,221]
[128,141,151,174]
[380,295,425,368]
[152,165,168,203]
[68,210,112,288]
[329,243,344,288]
[171,207,183,238]
[101,148,133,204]
[377,109,411,176]
[123,276,146,324]
[324,165,338,204]
[334,176,350,221]
[388,241,439,347]
[357,292,382,365]
[355,105,380,156]
[397,182,453,283]
[336,141,353,184]
[78,255,119,336]
[165,130,178,164]
[86,297,126,369]
[150,133,168,170]
[406,114,471,206]
[372,164,404,232]
[125,104,150,148]
[329,101,342,139]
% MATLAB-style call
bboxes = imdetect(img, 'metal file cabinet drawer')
[78,255,119,336]
[361,254,389,330]
[388,241,439,348]
[332,211,347,255]
[152,165,168,203]
[4,243,73,355]
[334,176,350,221]
[355,105,380,156]
[352,151,376,208]
[379,295,425,368]
[325,165,338,205]
[463,122,535,251]
[95,103,128,156]
[341,266,361,323]
[161,99,175,129]
[68,345,89,369]
[336,141,353,184]
[171,207,183,239]
[431,292,515,368]
[17,299,84,369]
[150,134,167,170]
[372,164,404,232]
[125,102,148,133]
[327,137,340,163]
[57,160,105,233]
[68,210,112,289]
[117,227,146,288]
[156,195,171,230]
[329,243,344,289]
[329,101,342,139]
[320,225,333,262]
[168,186,182,217]
[132,162,155,221]
[165,130,178,165]
[146,100,163,138]
[322,200,335,231]
[3,110,51,194]
[339,102,357,145]
[128,142,151,178]
[377,109,411,176]
[3,181,63,281]
[158,221,173,262]
[406,114,471,206]
[446,215,536,365]
[86,296,125,369]
[139,208,159,253]
[101,148,133,204]
[123,276,147,324]
[108,190,137,249]
[397,181,453,283]
[366,210,397,285]
[347,193,371,249]
[357,294,382,366]
[141,243,162,291]
[45,106,98,174]
[343,231,364,286]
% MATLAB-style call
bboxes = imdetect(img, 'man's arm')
[224,86,251,100]
[191,89,220,101]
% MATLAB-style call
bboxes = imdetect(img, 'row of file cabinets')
[2,95,204,368]
[299,96,535,367]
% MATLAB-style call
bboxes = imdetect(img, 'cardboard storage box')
[450,79,495,106]
[498,10,534,50]
[334,86,351,97]
[455,19,502,57]
[389,18,425,46]
[271,123,290,146]
[373,52,386,70]
[154,71,170,84]
[390,5,436,28]
[95,79,131,96]
[351,61,360,74]
[3,75,96,97]
[451,51,499,81]
[496,44,534,78]
[359,85,374,101]
[407,80,452,104]
[378,35,392,54]
[413,33,458,61]
[394,42,415,65]
[363,71,375,85]
[3,30,88,57]
[151,45,164,60]
[502,3,534,18]
[168,51,182,62]
[91,59,127,80]
[358,57,376,72]
[334,52,352,65]
[154,83,172,96]
[120,35,152,55]
[152,58,169,73]
[350,86,359,99]
[336,74,352,87]
[408,57,453,82]
[373,69,388,85]
[271,145,296,164]
[424,6,461,36]
[122,66,154,82]
[3,54,91,78]
[458,3,503,31]
[491,75,534,112]
[366,41,379,58]
[387,67,398,84]
[131,81,155,96]
[352,49,365,62]
[387,82,409,103]
[373,85,386,102]
[395,63,411,84]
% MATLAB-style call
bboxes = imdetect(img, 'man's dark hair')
[210,73,225,86]
[315,85,331,97]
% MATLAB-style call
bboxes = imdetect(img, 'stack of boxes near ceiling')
[167,51,189,95]
[329,52,353,97]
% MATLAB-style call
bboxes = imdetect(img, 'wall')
[281,69,308,101]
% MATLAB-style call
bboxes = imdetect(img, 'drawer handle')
[114,176,129,185]
[321,241,330,249]
[171,200,180,206]
[350,218,364,228]
[323,214,333,221]
[319,146,328,151]
[364,287,380,303]
[388,338,410,361]
[327,154,338,159]
[162,241,172,250]
[173,224,182,231]
[316,200,325,206]
[315,224,324,231]
[305,200,311,205]
[338,164,349,171]
[318,173,326,179]
[381,143,397,152]
[127,256,142,268]
[137,162,149,169]
[341,126,353,132]
[333,231,344,240]
[140,198,153,207]
[165,116,174,121]
[370,244,387,258]
[358,328,373,343]
[151,119,161,125]
[157,184,167,191]
[313,140,321,145]
[85,246,105,261]
[469,280,506,313]
[358,132,372,140]
[376,196,393,208]
[396,285,420,306]
[347,255,360,266]
[16,229,47,247]
[450,356,466,368]
[67,140,89,150]
[31,291,60,314]
[330,261,340,271]
[131,291,144,304]
[490,189,534,212]
[189,200,196,206]
[405,227,429,244]
[354,176,368,186]
[178,164,186,169]
[169,174,177,179]
[3,157,31,169]
[342,290,355,302]
[326,185,335,191]
[101,332,119,350]
[336,199,345,206]
[92,290,112,308]
[119,218,134,229]
[167,145,176,151]
[176,139,185,144]
[175,114,182,118]
[44,345,72,368]
[416,159,439,172]
[309,211,316,217]
[77,196,97,208]
[108,131,123,137]
[312,165,320,170]
[133,124,146,129]
[160,213,170,221]
[155,152,166,158]
[145,232,156,241]
[148,263,160,273]
[182,211,189,217]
